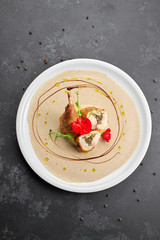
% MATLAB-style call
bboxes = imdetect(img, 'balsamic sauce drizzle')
[32,79,124,164]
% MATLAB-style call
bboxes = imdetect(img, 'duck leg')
[60,92,78,135]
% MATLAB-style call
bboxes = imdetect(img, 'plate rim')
[16,58,152,193]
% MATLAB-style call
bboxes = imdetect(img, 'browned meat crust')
[81,106,104,119]
[75,136,92,152]
[60,93,78,136]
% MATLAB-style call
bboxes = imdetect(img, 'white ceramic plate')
[16,59,152,193]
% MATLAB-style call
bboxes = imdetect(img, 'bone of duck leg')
[60,92,78,135]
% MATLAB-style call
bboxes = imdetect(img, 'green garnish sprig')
[49,131,73,141]
[75,91,82,117]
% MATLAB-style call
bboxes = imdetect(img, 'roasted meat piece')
[60,92,78,136]
[81,107,108,133]
[59,94,108,152]
[76,131,101,152]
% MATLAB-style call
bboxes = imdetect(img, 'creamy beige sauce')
[28,70,140,182]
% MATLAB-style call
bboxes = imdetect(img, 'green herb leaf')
[77,110,82,117]
[49,131,73,140]
[75,91,82,117]
[65,133,73,140]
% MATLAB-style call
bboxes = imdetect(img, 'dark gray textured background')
[0,0,160,239]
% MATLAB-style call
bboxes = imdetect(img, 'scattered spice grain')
[118,218,122,222]
[44,58,48,64]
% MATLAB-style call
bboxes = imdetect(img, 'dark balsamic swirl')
[32,79,124,164]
